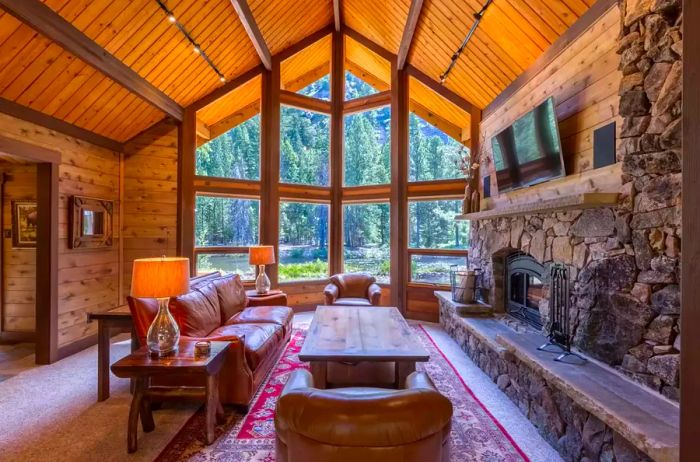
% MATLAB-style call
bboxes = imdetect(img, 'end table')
[245,289,285,300]
[111,340,229,453]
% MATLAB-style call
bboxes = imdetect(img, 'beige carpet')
[0,314,561,462]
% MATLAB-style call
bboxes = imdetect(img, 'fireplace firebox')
[505,252,544,329]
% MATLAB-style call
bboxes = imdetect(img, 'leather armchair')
[275,369,452,462]
[324,273,382,306]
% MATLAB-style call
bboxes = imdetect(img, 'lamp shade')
[130,257,190,298]
[249,245,275,265]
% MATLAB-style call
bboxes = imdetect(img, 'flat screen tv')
[490,97,565,194]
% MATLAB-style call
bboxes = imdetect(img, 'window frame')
[342,201,391,284]
[278,199,331,283]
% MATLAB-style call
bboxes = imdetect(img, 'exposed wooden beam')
[345,61,390,91]
[177,108,197,273]
[0,98,123,152]
[397,0,424,70]
[342,27,396,62]
[0,135,61,164]
[409,100,465,145]
[469,106,482,189]
[276,25,334,62]
[344,91,391,114]
[483,0,618,118]
[207,101,260,141]
[229,0,272,70]
[280,90,332,114]
[333,0,342,31]
[196,118,210,140]
[0,0,183,121]
[682,0,700,456]
[284,63,331,92]
[330,31,344,276]
[406,65,475,113]
[190,65,263,112]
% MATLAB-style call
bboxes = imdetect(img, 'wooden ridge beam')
[280,90,332,114]
[333,0,342,31]
[0,0,183,121]
[406,65,475,113]
[229,0,272,70]
[190,65,263,111]
[483,0,618,118]
[344,91,391,114]
[0,98,123,152]
[397,0,424,70]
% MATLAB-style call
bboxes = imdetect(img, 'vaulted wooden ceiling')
[0,0,596,147]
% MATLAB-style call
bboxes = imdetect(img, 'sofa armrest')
[367,283,382,305]
[405,371,436,391]
[323,283,339,305]
[247,293,288,307]
[282,369,314,395]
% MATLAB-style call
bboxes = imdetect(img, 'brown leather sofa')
[127,272,293,407]
[275,369,453,462]
[323,272,382,306]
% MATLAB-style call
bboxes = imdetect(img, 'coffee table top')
[299,306,429,362]
[111,340,230,378]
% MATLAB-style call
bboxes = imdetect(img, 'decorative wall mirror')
[69,196,113,249]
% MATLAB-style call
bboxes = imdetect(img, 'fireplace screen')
[506,252,544,329]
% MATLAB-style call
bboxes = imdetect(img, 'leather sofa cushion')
[333,297,373,306]
[211,274,248,324]
[227,306,293,333]
[169,282,222,337]
[330,273,376,298]
[208,323,282,371]
[126,296,159,345]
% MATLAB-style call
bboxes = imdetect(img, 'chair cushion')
[227,306,293,335]
[208,323,282,370]
[333,297,373,306]
[330,273,376,298]
[211,274,248,324]
[169,282,222,337]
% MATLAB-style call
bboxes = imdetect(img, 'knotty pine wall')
[0,113,121,348]
[122,120,179,300]
[1,163,37,334]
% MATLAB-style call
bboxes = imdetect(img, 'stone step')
[434,290,493,316]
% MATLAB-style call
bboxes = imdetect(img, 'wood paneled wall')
[0,113,121,349]
[122,120,179,300]
[1,163,37,333]
[480,5,622,192]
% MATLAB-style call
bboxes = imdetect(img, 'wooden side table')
[245,289,285,300]
[111,341,230,453]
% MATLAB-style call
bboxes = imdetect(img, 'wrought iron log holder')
[538,263,587,364]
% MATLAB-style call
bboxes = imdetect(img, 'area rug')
[156,324,529,461]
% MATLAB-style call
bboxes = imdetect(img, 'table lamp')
[131,257,190,357]
[249,245,275,294]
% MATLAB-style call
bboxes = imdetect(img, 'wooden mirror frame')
[68,196,113,249]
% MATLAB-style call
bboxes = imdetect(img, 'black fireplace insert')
[505,252,544,329]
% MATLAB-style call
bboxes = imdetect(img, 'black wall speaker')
[483,175,491,198]
[593,122,616,169]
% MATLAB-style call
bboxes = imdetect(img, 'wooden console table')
[111,341,229,453]
[87,305,136,401]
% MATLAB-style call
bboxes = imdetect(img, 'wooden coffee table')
[299,306,429,388]
[111,340,229,453]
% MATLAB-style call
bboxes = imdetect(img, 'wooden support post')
[260,59,281,286]
[35,162,59,364]
[682,0,699,457]
[390,60,409,313]
[470,106,482,191]
[330,30,344,276]
[178,108,196,274]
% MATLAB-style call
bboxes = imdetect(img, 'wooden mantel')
[456,192,619,221]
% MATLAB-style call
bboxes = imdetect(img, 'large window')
[408,199,468,284]
[409,113,465,182]
[279,201,329,281]
[345,71,379,100]
[280,107,329,186]
[298,75,330,100]
[344,106,391,186]
[195,195,260,278]
[343,203,390,283]
[196,116,260,180]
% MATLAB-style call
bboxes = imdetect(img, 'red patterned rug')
[156,324,529,461]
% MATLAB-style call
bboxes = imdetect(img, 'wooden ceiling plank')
[397,0,424,70]
[501,0,559,43]
[230,0,272,70]
[334,0,342,31]
[277,25,333,62]
[343,27,395,62]
[0,0,184,120]
[0,13,24,47]
[191,64,264,111]
[0,33,53,94]
[0,97,122,151]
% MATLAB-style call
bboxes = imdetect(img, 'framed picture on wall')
[12,200,37,249]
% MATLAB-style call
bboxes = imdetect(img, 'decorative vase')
[256,264,271,294]
[471,189,481,213]
[146,297,180,357]
[463,185,473,214]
